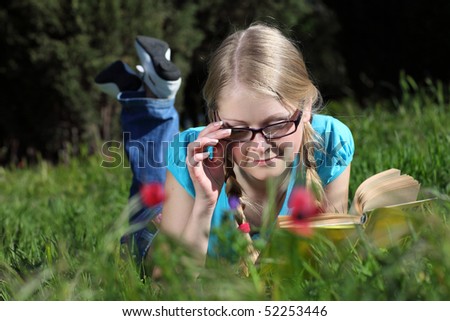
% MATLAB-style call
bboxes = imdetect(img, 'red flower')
[286,187,320,237]
[288,187,319,221]
[238,222,251,233]
[140,183,165,207]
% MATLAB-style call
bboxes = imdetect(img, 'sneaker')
[135,36,181,99]
[94,60,143,97]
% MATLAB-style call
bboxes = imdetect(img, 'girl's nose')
[253,131,266,142]
[246,132,272,153]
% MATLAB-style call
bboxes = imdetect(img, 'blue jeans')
[118,91,179,264]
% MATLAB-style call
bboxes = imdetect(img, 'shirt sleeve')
[166,127,204,198]
[312,115,355,185]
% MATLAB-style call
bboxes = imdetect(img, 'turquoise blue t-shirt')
[167,115,354,256]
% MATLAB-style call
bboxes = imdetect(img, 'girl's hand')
[186,121,231,207]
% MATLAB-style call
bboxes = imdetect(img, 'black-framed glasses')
[215,110,302,142]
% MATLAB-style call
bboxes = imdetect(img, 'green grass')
[1,82,449,300]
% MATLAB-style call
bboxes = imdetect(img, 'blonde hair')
[203,23,325,222]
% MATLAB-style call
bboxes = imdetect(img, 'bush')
[1,0,342,164]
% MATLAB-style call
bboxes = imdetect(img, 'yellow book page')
[278,213,362,228]
[362,182,420,212]
[349,169,419,214]
[360,174,418,199]
[354,168,401,199]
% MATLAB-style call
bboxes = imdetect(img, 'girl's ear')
[301,98,312,123]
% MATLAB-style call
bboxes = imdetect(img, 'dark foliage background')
[1,0,449,164]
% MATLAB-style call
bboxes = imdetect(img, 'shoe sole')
[135,36,181,81]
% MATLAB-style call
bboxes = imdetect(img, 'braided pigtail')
[300,121,326,207]
[223,145,259,275]
[224,151,246,227]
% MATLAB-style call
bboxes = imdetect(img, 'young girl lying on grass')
[95,23,354,275]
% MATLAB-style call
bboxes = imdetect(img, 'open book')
[278,169,434,242]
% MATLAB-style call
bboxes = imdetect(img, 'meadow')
[1,78,449,300]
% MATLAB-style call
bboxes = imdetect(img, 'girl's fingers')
[198,122,232,140]
[211,128,232,140]
[197,121,223,138]
[186,127,231,168]
[188,137,219,155]
[192,152,210,164]
[187,137,218,167]
[210,140,226,163]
